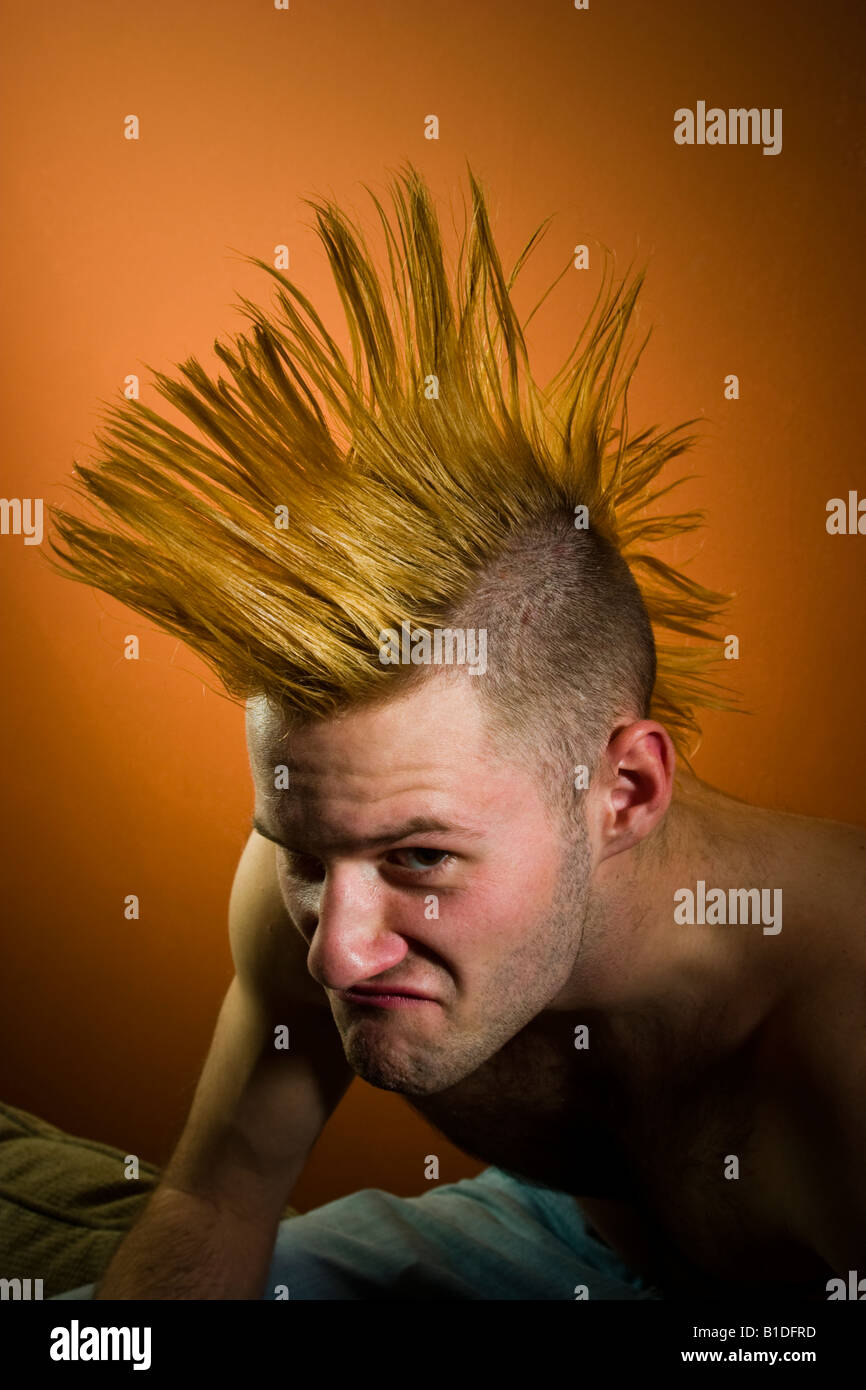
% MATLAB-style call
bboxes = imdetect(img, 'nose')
[305,864,408,992]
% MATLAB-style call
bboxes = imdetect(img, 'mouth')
[336,987,439,1009]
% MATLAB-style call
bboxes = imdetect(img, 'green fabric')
[0,1101,298,1298]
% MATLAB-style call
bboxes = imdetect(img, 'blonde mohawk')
[45,160,740,766]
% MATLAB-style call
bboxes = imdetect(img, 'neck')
[557,767,790,1075]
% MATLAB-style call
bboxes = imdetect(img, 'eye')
[276,846,456,883]
[386,848,455,875]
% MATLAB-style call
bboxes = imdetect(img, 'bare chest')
[409,1020,832,1294]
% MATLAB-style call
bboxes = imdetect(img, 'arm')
[94,831,353,1300]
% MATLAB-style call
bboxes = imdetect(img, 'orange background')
[1,0,864,1211]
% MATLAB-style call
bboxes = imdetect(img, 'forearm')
[158,1000,352,1220]
[93,1183,285,1301]
[93,994,351,1300]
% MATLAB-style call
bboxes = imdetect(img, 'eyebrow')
[250,813,484,853]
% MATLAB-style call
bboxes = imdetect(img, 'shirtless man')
[85,664,865,1301]
[43,167,864,1302]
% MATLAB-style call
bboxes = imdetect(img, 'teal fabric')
[52,1165,664,1300]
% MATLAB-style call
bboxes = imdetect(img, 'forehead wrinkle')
[254,810,486,857]
[260,773,473,838]
[252,731,512,857]
[247,677,525,831]
[255,728,492,793]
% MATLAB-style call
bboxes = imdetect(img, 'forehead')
[245,675,526,828]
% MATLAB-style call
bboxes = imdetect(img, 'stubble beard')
[337,816,594,1097]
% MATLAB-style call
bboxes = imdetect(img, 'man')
[45,165,865,1300]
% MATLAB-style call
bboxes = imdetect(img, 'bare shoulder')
[762,814,866,1268]
[690,776,866,986]
[757,803,866,944]
[739,807,866,1266]
[228,829,331,1011]
[695,775,866,946]
[752,805,866,1149]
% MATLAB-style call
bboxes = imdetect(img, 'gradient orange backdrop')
[1,0,864,1211]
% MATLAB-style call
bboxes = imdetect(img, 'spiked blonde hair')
[45,162,740,783]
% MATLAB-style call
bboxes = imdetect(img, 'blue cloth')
[50,1165,663,1300]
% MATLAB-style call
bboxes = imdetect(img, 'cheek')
[491,835,563,910]
[438,856,562,960]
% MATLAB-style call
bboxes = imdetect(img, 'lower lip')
[338,990,438,1009]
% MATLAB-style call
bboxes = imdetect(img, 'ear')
[591,720,676,863]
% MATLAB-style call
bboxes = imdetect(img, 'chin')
[343,1031,469,1097]
[346,1047,446,1096]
